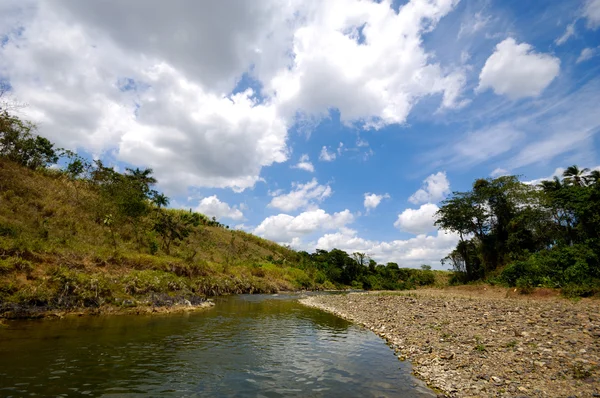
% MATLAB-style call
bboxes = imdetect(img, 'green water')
[0,294,434,397]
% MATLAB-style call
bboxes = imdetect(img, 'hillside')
[0,156,316,318]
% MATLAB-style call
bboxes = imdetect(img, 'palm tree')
[589,170,600,186]
[562,165,590,186]
[540,176,563,192]
[152,192,170,209]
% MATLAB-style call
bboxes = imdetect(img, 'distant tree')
[0,111,58,169]
[590,170,600,185]
[368,259,377,273]
[153,210,201,255]
[352,252,367,267]
[563,165,590,187]
[152,192,170,209]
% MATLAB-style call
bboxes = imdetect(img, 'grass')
[0,158,328,317]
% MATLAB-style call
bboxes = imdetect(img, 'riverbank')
[300,288,600,397]
[0,298,214,320]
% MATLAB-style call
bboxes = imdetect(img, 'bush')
[501,244,600,295]
[0,257,33,275]
[121,270,189,295]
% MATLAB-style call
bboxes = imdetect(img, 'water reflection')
[0,294,434,397]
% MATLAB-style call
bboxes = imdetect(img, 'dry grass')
[0,158,316,317]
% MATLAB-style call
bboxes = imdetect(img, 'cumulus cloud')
[363,192,390,211]
[478,38,560,99]
[268,178,332,212]
[314,228,459,269]
[584,0,600,29]
[0,0,472,193]
[0,2,290,193]
[195,195,245,221]
[267,0,467,128]
[319,146,337,162]
[394,203,440,235]
[292,154,315,172]
[254,209,354,242]
[408,172,450,204]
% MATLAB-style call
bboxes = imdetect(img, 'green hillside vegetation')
[436,169,600,297]
[0,110,441,317]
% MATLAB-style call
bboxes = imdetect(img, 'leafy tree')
[0,111,58,169]
[153,210,201,255]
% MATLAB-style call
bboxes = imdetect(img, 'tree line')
[436,167,600,296]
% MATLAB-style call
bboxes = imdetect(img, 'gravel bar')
[300,291,600,397]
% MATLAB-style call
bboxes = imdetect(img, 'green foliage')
[438,166,600,296]
[0,112,454,317]
[153,209,201,254]
[0,111,58,169]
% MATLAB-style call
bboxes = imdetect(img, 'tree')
[152,192,170,209]
[436,175,538,280]
[0,111,58,169]
[563,165,590,187]
[153,210,201,255]
[352,252,368,267]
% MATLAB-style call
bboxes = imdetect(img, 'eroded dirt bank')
[300,290,600,397]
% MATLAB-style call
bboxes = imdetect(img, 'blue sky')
[1,0,599,268]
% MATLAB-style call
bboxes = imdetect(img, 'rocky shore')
[300,290,600,397]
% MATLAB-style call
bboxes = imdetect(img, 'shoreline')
[300,290,600,397]
[0,301,215,320]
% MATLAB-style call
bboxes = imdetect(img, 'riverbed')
[300,290,600,397]
[0,293,435,397]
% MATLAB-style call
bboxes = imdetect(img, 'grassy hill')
[0,157,318,317]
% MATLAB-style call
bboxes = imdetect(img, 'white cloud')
[314,228,459,269]
[254,209,354,242]
[584,0,600,29]
[577,47,598,63]
[268,178,332,212]
[319,146,337,162]
[523,167,566,186]
[555,22,576,45]
[195,195,244,221]
[356,138,369,147]
[394,203,440,235]
[478,38,560,99]
[431,78,600,172]
[490,168,509,177]
[268,0,467,128]
[0,0,473,194]
[408,171,450,204]
[292,154,315,172]
[458,12,490,38]
[0,2,290,193]
[363,192,390,211]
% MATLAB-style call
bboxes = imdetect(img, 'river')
[0,294,435,397]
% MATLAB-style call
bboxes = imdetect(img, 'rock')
[298,291,600,398]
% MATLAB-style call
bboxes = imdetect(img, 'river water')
[0,294,435,397]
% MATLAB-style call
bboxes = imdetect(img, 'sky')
[1,0,599,269]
